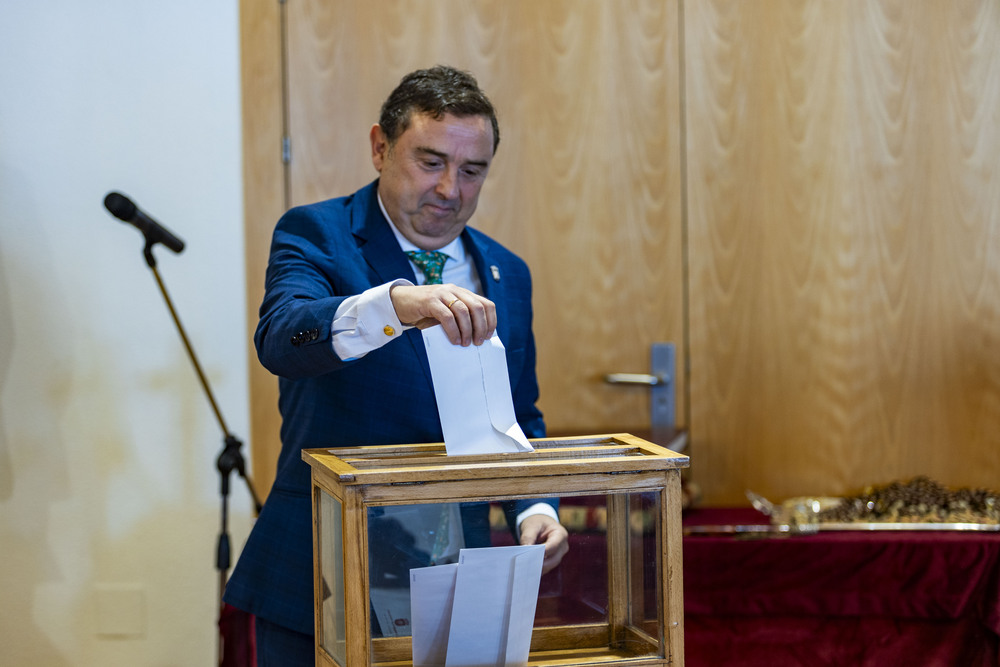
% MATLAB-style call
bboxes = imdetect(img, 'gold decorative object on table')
[302,433,689,667]
[745,476,1000,534]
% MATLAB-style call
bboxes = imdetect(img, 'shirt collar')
[377,192,467,261]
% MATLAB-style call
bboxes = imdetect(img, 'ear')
[370,124,388,171]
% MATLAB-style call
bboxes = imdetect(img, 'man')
[224,65,568,664]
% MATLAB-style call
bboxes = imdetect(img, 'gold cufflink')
[383,325,395,336]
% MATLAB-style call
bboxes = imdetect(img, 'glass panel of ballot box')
[304,434,689,667]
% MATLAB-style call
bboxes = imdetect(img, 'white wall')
[0,2,254,665]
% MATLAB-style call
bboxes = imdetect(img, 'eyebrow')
[415,146,489,169]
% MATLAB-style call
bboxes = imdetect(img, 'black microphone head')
[104,191,136,221]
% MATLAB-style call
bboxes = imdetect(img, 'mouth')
[424,202,456,216]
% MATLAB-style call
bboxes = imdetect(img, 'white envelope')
[445,545,545,667]
[410,545,545,667]
[410,564,460,667]
[422,327,533,455]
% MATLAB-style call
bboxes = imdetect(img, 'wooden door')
[242,0,686,496]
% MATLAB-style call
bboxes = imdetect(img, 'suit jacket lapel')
[463,230,510,346]
[349,181,433,382]
[350,181,417,285]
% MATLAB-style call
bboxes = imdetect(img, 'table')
[683,508,1000,666]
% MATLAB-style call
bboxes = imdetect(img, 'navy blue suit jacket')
[224,180,548,635]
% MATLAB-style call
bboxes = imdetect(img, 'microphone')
[104,191,185,254]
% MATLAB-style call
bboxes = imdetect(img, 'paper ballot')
[422,326,534,455]
[410,564,460,667]
[410,545,545,667]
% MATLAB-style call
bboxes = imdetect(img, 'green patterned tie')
[406,250,447,285]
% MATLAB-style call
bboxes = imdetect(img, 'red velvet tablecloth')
[683,508,1000,666]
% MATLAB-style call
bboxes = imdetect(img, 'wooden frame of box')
[302,433,690,666]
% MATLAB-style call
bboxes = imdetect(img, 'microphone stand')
[138,238,263,664]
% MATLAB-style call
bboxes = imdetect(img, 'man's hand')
[519,514,569,574]
[390,283,497,346]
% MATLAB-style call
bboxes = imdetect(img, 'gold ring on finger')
[447,298,459,309]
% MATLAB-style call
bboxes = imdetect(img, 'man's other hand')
[519,514,569,574]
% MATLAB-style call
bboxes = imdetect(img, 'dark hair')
[378,65,500,154]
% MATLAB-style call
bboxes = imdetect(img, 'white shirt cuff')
[331,280,413,360]
[515,502,561,533]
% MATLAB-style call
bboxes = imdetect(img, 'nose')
[435,167,459,200]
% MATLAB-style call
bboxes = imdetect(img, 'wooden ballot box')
[302,433,690,666]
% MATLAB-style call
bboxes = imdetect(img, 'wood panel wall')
[686,0,1000,503]
[242,0,1000,506]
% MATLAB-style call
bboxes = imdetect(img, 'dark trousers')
[255,616,315,667]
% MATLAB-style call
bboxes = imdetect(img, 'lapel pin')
[490,265,501,282]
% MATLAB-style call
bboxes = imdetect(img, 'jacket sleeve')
[253,205,355,380]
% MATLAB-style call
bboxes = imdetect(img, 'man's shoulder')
[273,181,381,248]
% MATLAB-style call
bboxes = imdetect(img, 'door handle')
[604,372,667,386]
[602,343,676,429]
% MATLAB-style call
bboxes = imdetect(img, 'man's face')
[371,112,494,250]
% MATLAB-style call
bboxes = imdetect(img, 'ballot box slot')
[339,446,649,469]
